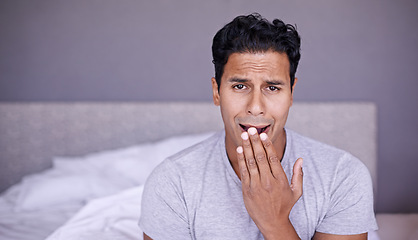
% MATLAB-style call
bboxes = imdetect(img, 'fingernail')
[236,146,243,153]
[241,132,249,140]
[260,133,267,141]
[248,127,257,135]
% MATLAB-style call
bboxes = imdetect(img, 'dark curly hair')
[212,13,301,91]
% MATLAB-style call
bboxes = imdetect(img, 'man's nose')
[247,91,265,116]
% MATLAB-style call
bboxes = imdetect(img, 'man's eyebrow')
[228,78,248,83]
[228,78,285,84]
[228,78,286,85]
[266,80,285,85]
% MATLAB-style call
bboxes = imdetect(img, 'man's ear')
[211,77,220,106]
[291,77,298,106]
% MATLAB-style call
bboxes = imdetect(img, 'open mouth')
[239,124,270,134]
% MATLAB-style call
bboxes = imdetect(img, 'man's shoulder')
[150,131,224,176]
[287,128,346,154]
[168,131,223,162]
[286,128,367,172]
[143,130,226,200]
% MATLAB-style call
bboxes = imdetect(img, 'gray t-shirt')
[139,129,378,240]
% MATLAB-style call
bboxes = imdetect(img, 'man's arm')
[313,232,367,240]
[143,233,152,240]
[139,159,191,239]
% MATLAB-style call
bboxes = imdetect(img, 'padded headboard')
[0,102,377,195]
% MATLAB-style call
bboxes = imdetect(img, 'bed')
[0,101,416,240]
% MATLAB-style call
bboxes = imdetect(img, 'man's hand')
[236,127,303,240]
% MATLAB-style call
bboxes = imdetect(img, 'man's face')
[212,51,296,158]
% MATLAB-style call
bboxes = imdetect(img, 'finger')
[247,128,272,183]
[259,132,287,180]
[236,146,250,185]
[241,131,259,182]
[290,158,304,199]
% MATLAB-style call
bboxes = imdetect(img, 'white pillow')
[15,132,215,211]
[15,174,126,211]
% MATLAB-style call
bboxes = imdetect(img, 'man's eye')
[268,86,280,91]
[233,84,246,90]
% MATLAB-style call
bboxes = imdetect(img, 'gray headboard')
[0,102,377,196]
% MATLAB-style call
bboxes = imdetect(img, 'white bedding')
[0,132,214,240]
[0,131,385,240]
[46,186,145,240]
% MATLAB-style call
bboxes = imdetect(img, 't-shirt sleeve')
[139,159,191,239]
[316,153,378,235]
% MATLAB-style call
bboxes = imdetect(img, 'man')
[139,13,377,239]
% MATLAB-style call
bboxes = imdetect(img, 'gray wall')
[0,0,417,213]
